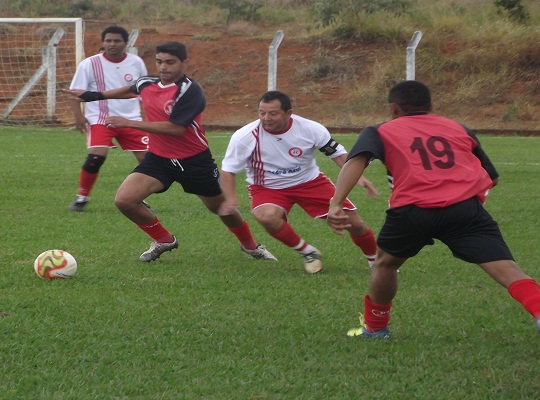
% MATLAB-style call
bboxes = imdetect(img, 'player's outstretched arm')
[327,155,369,234]
[63,86,135,102]
[331,154,379,198]
[333,155,369,203]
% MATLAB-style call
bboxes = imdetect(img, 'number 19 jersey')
[348,113,498,208]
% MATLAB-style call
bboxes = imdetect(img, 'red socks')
[508,279,540,319]
[227,220,258,250]
[77,170,98,197]
[350,229,377,260]
[361,279,540,333]
[363,295,392,331]
[138,217,174,243]
[270,222,307,251]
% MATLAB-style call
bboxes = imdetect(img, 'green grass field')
[0,127,538,399]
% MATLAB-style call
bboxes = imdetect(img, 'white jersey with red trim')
[69,53,147,125]
[222,114,346,189]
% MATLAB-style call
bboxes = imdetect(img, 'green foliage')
[494,0,530,23]
[0,127,539,399]
[312,0,412,38]
[215,0,263,25]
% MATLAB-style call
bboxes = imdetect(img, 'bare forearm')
[101,86,136,99]
[332,156,368,205]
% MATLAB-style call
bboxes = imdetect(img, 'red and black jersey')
[132,75,207,159]
[348,113,498,208]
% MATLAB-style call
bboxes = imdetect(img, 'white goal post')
[0,18,84,126]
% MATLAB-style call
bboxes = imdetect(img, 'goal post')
[0,18,84,126]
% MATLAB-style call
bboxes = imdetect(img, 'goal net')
[0,18,84,126]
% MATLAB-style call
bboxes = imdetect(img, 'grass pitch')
[0,127,538,399]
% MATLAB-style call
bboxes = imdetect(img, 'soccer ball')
[34,250,77,280]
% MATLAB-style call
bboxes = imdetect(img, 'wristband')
[78,91,105,102]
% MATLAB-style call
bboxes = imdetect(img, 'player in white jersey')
[220,90,378,273]
[67,26,149,212]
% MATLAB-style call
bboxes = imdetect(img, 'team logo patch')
[163,99,175,115]
[141,136,149,145]
[124,73,134,82]
[372,310,390,317]
[288,147,302,157]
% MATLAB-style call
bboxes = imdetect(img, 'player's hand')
[74,116,89,133]
[327,207,351,235]
[357,176,379,198]
[105,116,129,129]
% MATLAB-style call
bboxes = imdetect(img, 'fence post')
[406,31,423,80]
[268,30,285,91]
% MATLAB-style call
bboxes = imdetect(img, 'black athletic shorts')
[132,149,222,197]
[377,197,514,263]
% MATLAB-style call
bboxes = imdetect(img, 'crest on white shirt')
[288,147,303,157]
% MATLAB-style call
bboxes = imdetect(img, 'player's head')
[155,42,188,85]
[156,42,188,62]
[101,26,129,43]
[100,26,129,59]
[388,80,432,117]
[258,91,293,132]
[259,91,292,112]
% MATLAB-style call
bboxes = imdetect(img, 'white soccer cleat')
[302,248,322,274]
[241,244,277,261]
[140,236,178,262]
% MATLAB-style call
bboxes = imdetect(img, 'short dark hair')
[388,80,432,113]
[101,26,129,43]
[259,90,292,112]
[156,42,188,62]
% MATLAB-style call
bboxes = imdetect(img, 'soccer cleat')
[241,244,277,261]
[68,195,90,212]
[302,248,322,274]
[139,236,178,262]
[346,313,392,339]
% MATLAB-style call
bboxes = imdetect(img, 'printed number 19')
[410,136,455,170]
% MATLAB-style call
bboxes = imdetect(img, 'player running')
[327,80,540,338]
[65,41,275,262]
[220,90,378,273]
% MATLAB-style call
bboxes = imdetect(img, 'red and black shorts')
[132,149,222,197]
[377,197,514,263]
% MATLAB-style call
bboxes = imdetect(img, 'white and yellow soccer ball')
[34,250,77,280]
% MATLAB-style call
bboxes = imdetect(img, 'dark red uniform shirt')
[348,113,498,208]
[133,75,207,159]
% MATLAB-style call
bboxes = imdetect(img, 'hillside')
[84,19,539,133]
